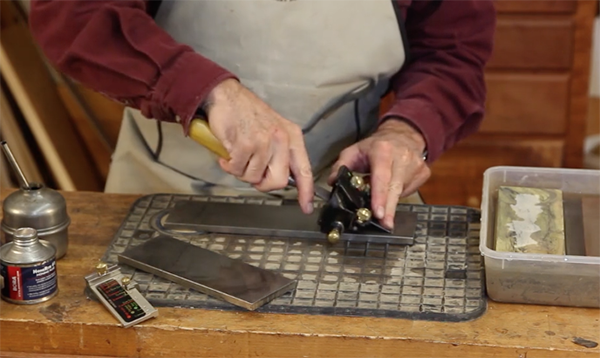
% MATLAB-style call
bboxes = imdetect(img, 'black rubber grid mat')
[99,194,486,322]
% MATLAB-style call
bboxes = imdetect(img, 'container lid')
[1,183,69,230]
[0,227,56,264]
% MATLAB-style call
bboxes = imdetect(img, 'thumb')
[327,145,368,185]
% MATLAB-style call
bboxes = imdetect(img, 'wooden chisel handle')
[188,118,231,160]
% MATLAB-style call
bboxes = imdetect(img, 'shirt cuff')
[150,51,238,135]
[379,98,445,163]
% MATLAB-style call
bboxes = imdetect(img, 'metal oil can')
[0,227,58,304]
[0,141,70,259]
[1,183,70,259]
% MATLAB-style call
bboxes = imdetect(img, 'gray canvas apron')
[104,0,420,202]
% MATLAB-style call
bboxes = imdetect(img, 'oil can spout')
[1,140,30,190]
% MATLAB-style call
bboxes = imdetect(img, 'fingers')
[288,126,314,214]
[368,142,394,223]
[219,145,251,177]
[382,159,406,229]
[370,144,427,229]
[327,146,368,185]
[254,130,290,192]
[380,149,429,229]
[220,131,280,185]
[241,140,272,184]
[204,84,313,210]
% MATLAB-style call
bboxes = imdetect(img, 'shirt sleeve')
[381,1,497,163]
[28,0,237,134]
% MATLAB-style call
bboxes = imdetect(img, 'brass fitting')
[355,208,372,225]
[121,276,131,289]
[350,175,366,191]
[327,228,341,245]
[96,262,108,275]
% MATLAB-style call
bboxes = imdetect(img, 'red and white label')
[8,266,23,300]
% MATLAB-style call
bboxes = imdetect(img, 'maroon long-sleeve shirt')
[28,0,496,163]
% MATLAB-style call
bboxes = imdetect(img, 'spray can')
[0,227,58,304]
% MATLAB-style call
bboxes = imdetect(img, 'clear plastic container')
[480,166,600,308]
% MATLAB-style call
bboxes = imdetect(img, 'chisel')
[188,117,331,201]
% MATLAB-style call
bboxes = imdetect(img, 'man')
[29,0,496,229]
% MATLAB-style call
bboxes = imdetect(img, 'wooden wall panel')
[487,17,574,70]
[494,0,577,14]
[563,0,597,168]
[587,97,600,136]
[419,137,565,207]
[480,73,570,134]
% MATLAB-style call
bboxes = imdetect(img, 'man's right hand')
[203,79,315,214]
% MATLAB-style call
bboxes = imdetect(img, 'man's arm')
[28,0,237,133]
[381,1,497,163]
[28,0,315,211]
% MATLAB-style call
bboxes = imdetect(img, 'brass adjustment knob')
[96,262,108,275]
[121,276,131,289]
[327,228,341,245]
[355,208,372,225]
[350,175,366,191]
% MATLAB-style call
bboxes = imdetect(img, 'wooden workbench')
[0,189,599,358]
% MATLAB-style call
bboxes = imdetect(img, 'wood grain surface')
[486,16,574,70]
[563,0,597,168]
[494,0,577,14]
[480,73,570,135]
[0,189,598,358]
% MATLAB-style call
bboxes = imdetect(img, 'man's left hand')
[327,119,431,229]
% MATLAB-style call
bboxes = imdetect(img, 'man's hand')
[327,119,431,229]
[204,79,315,214]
